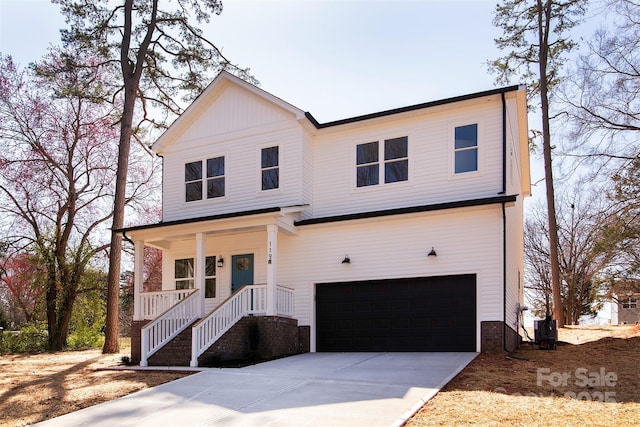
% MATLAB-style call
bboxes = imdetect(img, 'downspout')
[122,230,134,246]
[501,92,509,352]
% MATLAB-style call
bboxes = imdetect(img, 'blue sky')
[1,0,503,122]
[2,0,554,197]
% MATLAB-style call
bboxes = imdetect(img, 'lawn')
[406,324,640,426]
[0,325,638,426]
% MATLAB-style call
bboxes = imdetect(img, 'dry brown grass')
[1,326,638,427]
[406,324,640,426]
[0,350,194,427]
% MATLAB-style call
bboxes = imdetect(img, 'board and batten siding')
[310,99,505,218]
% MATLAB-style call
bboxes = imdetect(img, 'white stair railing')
[191,284,277,367]
[140,289,194,319]
[140,289,201,367]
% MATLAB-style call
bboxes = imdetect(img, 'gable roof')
[150,72,529,196]
[152,71,307,153]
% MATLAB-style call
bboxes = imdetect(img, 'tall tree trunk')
[102,92,135,353]
[538,0,565,327]
[103,0,157,353]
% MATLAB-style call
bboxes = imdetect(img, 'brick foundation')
[198,316,300,366]
[130,320,150,365]
[298,326,310,353]
[132,316,302,367]
[481,321,520,353]
[148,326,194,366]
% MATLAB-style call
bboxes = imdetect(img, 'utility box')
[534,316,557,350]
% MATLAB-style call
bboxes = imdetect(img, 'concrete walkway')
[35,352,477,427]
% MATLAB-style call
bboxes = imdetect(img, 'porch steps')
[142,316,300,367]
[147,321,195,367]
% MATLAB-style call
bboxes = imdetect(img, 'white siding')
[160,231,269,313]
[277,205,504,349]
[505,179,525,333]
[163,125,306,222]
[311,99,505,218]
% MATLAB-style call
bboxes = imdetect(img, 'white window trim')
[448,121,483,179]
[182,154,229,206]
[173,255,217,297]
[353,136,411,190]
[257,143,282,195]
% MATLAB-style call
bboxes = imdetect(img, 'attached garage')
[316,274,476,352]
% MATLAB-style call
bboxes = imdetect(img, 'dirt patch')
[0,350,194,427]
[406,325,640,426]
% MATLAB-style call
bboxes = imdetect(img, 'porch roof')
[116,205,307,247]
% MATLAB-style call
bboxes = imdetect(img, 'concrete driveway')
[35,352,476,427]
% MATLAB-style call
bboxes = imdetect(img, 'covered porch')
[121,206,305,366]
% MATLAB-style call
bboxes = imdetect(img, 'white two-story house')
[121,71,530,367]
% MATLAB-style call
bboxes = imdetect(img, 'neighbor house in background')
[119,71,530,366]
[614,293,640,325]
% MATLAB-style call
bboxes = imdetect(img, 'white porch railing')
[190,284,294,367]
[140,289,194,320]
[276,285,295,317]
[140,289,201,367]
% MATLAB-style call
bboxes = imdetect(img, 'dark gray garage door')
[316,274,476,352]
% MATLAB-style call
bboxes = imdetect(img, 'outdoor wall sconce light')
[427,247,437,257]
[217,256,224,268]
[342,255,351,264]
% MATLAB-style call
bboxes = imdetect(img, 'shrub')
[66,324,104,350]
[0,322,48,354]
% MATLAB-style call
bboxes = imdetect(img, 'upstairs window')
[185,156,225,202]
[261,146,279,191]
[356,141,379,187]
[206,157,225,199]
[384,136,408,183]
[356,137,408,187]
[622,297,638,309]
[454,124,478,174]
[185,161,203,202]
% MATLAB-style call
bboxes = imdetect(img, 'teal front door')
[231,254,254,293]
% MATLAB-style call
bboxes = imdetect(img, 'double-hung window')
[206,157,225,199]
[174,256,216,298]
[175,258,195,290]
[204,256,216,298]
[185,161,203,202]
[356,141,379,187]
[454,124,478,174]
[356,137,408,187]
[184,156,225,202]
[261,146,279,191]
[384,137,408,183]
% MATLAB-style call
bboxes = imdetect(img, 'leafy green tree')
[52,0,255,353]
[491,0,588,327]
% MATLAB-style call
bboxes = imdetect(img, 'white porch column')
[195,232,206,317]
[266,224,278,316]
[133,239,145,321]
